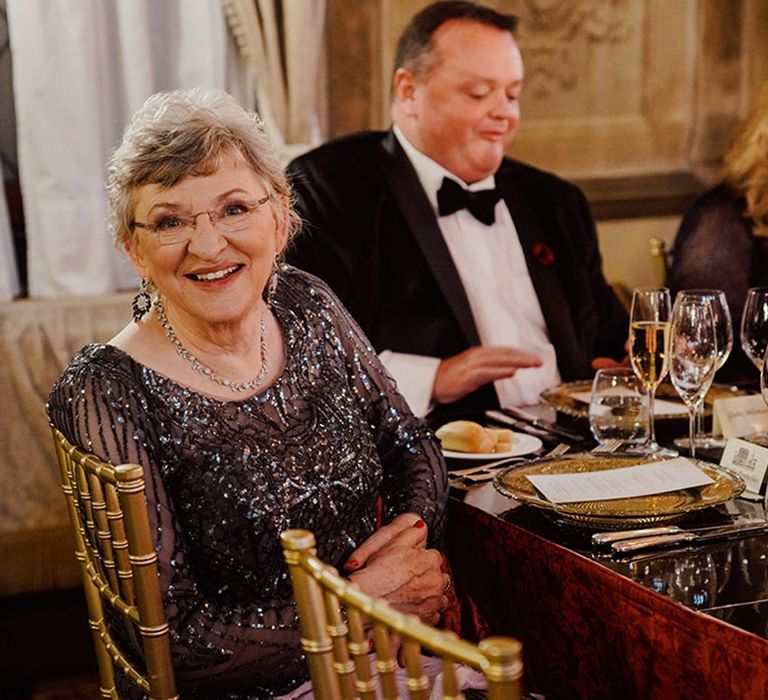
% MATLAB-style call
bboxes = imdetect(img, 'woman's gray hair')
[107,87,301,250]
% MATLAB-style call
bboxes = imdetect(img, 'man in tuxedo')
[286,0,627,422]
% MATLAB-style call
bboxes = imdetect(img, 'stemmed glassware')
[740,287,768,446]
[672,290,733,450]
[629,288,676,456]
[740,287,768,371]
[668,296,718,458]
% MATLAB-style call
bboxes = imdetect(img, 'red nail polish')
[413,520,425,528]
[344,559,360,571]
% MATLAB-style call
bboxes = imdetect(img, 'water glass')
[589,368,649,448]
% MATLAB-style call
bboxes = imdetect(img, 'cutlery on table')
[449,456,526,477]
[601,521,768,553]
[449,442,572,485]
[495,407,586,443]
[593,525,690,546]
[591,438,623,454]
[545,442,571,458]
[485,410,553,439]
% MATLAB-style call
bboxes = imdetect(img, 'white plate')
[442,432,543,460]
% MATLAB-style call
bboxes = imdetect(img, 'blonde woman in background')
[670,83,768,385]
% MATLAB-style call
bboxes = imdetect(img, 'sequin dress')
[47,266,448,699]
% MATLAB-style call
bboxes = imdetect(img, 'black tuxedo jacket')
[286,130,628,420]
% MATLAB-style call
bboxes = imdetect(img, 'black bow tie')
[437,177,502,225]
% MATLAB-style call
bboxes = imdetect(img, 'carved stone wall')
[327,0,766,180]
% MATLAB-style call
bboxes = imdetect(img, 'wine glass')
[673,290,733,450]
[762,349,768,407]
[741,287,768,371]
[669,297,718,458]
[629,288,676,456]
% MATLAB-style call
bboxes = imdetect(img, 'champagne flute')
[669,297,718,458]
[740,287,768,371]
[673,290,733,450]
[629,288,676,456]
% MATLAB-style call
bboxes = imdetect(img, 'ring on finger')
[443,577,452,593]
[438,595,448,613]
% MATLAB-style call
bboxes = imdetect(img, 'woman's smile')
[185,263,244,283]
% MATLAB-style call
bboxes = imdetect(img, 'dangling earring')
[132,279,153,322]
[266,258,279,307]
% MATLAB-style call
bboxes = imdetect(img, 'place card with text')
[526,458,714,504]
[712,394,768,438]
[720,437,768,497]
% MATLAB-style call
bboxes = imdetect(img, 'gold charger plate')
[493,453,745,529]
[540,380,747,420]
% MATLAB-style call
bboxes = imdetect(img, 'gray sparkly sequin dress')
[47,266,448,699]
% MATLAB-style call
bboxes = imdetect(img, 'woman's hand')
[346,514,449,625]
[343,513,426,571]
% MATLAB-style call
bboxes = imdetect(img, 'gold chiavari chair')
[649,237,672,287]
[51,426,178,700]
[281,528,524,700]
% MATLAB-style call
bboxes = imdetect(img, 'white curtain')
[0,186,19,301]
[6,0,251,298]
[222,0,327,164]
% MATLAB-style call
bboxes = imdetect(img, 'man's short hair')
[394,1,519,80]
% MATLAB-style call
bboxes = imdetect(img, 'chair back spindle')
[281,528,524,700]
[52,427,178,700]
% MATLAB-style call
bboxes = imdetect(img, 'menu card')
[526,458,714,504]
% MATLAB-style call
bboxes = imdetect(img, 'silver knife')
[593,519,768,546]
[498,407,586,443]
[592,526,687,546]
[610,521,768,553]
[484,410,552,439]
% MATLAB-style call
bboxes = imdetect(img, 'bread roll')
[435,420,496,453]
[488,428,517,453]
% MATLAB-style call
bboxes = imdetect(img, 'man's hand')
[591,356,631,370]
[592,339,631,370]
[432,346,543,404]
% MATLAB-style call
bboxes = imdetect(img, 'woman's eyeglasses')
[132,195,270,246]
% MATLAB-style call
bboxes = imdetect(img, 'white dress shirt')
[380,126,560,416]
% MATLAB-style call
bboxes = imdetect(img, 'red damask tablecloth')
[446,498,768,700]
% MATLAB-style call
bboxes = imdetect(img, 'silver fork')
[545,442,571,458]
[449,456,526,477]
[460,442,572,483]
[591,439,623,454]
[450,442,574,485]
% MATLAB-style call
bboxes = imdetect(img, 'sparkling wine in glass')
[669,297,718,458]
[741,287,768,371]
[673,290,733,450]
[629,288,676,456]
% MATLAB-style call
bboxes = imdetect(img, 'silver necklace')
[155,299,269,393]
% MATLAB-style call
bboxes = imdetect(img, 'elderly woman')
[670,83,768,385]
[47,88,448,698]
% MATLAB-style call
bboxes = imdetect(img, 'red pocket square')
[532,242,555,266]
